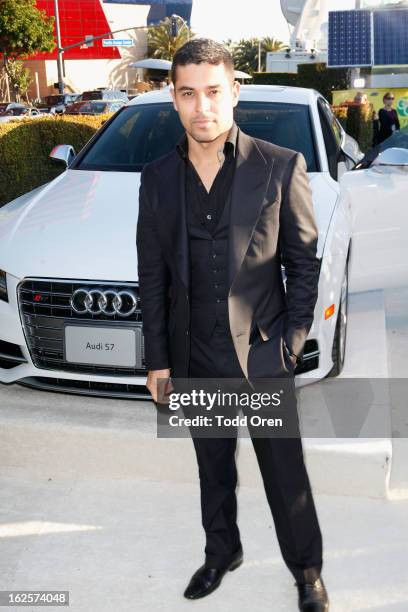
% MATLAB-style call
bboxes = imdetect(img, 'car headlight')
[0,270,8,302]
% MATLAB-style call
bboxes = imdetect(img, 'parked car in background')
[65,100,126,116]
[0,105,42,123]
[81,89,129,103]
[0,102,26,115]
[36,93,81,115]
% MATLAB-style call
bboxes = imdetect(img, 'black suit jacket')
[136,128,320,379]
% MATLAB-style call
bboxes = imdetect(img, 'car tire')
[327,252,349,378]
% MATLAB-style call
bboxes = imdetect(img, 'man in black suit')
[136,38,329,611]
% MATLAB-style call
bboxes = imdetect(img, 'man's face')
[170,62,240,143]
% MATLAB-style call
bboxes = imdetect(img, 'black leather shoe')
[183,550,243,600]
[296,577,329,611]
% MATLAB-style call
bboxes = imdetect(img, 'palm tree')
[232,39,260,74]
[147,16,193,60]
[262,37,287,53]
[232,37,287,74]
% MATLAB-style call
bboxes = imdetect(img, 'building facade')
[22,0,192,99]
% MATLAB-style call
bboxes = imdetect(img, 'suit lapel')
[228,130,275,288]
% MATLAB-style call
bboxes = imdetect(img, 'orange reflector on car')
[324,304,335,320]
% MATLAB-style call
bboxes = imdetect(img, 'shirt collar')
[176,121,238,161]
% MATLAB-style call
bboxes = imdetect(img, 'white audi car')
[1,85,404,399]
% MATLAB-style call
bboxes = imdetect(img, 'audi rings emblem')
[70,288,138,317]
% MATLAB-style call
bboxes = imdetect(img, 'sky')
[190,0,356,45]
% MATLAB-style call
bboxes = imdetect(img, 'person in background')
[377,92,400,144]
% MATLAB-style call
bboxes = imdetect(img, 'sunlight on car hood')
[0,169,329,281]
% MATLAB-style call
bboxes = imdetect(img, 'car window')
[46,95,64,106]
[319,97,343,147]
[82,91,102,101]
[89,102,108,113]
[235,102,318,171]
[75,101,319,172]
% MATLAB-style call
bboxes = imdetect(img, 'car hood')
[0,170,141,281]
[0,169,330,282]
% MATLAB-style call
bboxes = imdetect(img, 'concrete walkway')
[1,473,408,611]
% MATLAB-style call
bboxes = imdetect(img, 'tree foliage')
[229,37,286,74]
[5,58,32,102]
[0,0,55,101]
[0,0,55,59]
[147,16,193,60]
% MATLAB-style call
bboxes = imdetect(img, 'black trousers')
[186,323,323,585]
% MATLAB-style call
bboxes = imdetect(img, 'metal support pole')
[258,39,262,72]
[53,0,64,94]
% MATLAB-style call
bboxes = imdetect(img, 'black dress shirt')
[176,122,238,234]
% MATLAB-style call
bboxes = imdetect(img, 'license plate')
[64,326,142,368]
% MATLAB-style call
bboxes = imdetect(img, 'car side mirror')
[49,144,76,167]
[337,149,356,180]
[372,147,408,167]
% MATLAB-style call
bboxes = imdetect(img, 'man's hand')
[146,369,172,403]
[283,342,298,368]
[288,353,297,367]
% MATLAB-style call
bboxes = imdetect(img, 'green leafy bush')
[0,114,110,207]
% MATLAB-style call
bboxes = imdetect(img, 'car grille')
[16,278,319,381]
[17,278,147,376]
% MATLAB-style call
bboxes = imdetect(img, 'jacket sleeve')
[136,167,170,370]
[279,152,320,361]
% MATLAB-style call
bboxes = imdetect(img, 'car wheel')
[327,255,349,377]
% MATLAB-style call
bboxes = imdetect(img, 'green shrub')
[0,114,110,207]
[332,104,373,152]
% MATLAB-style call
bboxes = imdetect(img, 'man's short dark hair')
[171,38,234,84]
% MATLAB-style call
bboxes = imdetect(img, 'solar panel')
[373,9,408,66]
[328,10,372,67]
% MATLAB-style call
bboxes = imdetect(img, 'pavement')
[1,474,408,612]
[1,286,408,610]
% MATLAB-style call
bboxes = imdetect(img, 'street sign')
[102,39,134,47]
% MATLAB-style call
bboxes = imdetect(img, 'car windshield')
[81,91,102,101]
[88,102,108,113]
[74,101,318,173]
[10,108,27,116]
[67,102,87,112]
[355,125,408,169]
[46,95,65,105]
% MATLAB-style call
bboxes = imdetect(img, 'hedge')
[0,114,110,207]
[331,104,374,153]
